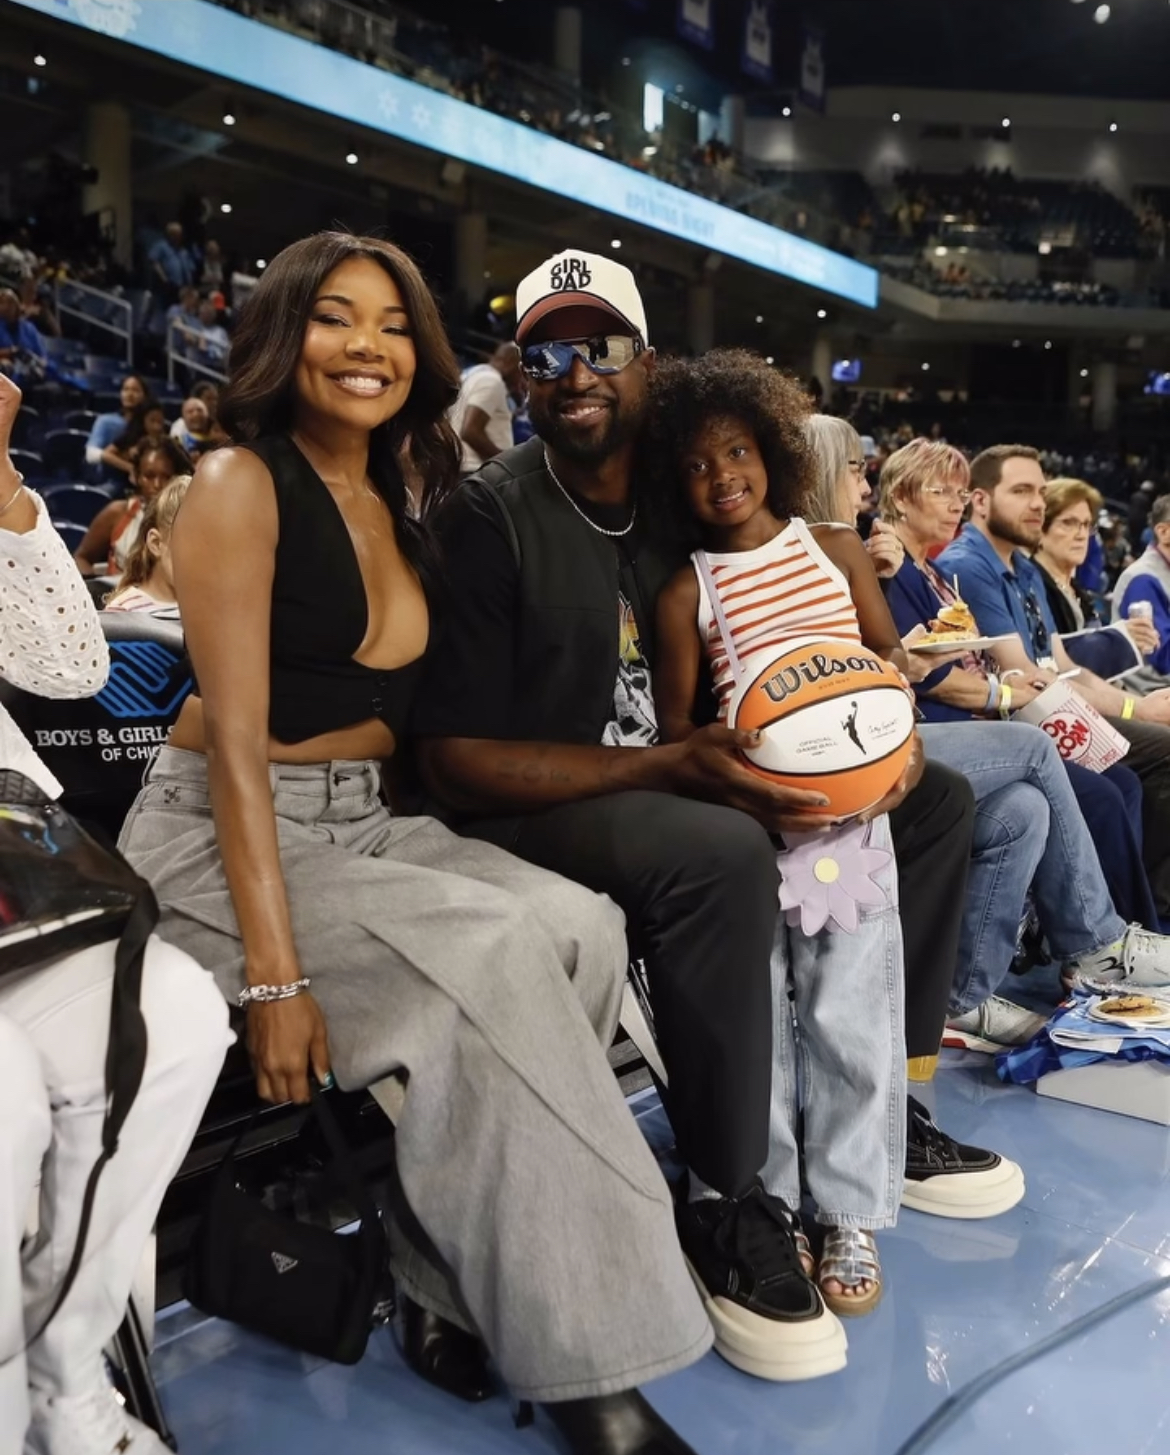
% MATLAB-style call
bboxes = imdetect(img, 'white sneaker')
[943,996,1049,1054]
[1065,925,1170,993]
[26,1380,170,1455]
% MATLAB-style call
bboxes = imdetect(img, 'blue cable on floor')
[892,1273,1170,1455]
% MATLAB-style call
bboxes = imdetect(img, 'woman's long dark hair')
[218,231,461,569]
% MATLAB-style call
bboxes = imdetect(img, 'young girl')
[105,473,190,613]
[75,437,191,578]
[648,350,917,1318]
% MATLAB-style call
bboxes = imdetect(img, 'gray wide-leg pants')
[118,748,711,1401]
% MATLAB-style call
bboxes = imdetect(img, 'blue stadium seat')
[40,484,115,527]
[11,407,42,451]
[9,447,44,482]
[41,428,91,480]
[50,520,86,553]
[63,409,99,432]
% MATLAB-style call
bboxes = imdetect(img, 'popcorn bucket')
[1012,680,1130,773]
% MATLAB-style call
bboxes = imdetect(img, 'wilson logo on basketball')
[762,651,884,705]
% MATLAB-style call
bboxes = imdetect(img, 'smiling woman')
[113,231,710,1453]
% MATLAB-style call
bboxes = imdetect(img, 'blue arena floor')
[152,1051,1170,1455]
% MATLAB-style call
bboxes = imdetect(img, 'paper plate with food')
[907,588,1010,653]
[1087,993,1170,1030]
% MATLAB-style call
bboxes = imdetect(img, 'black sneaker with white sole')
[676,1182,846,1382]
[902,1096,1025,1219]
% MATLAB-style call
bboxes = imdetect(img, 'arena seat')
[40,483,117,527]
[50,521,85,553]
[40,428,91,481]
[9,447,43,481]
[11,405,41,451]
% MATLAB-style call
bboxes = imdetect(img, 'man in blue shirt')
[1113,495,1170,678]
[147,222,193,299]
[939,444,1170,919]
[0,288,46,380]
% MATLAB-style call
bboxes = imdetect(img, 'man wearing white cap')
[417,249,849,1386]
[415,251,1018,1389]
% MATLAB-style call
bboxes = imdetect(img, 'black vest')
[471,438,684,745]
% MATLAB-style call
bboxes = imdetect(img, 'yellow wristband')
[1122,696,1136,721]
[998,682,1013,718]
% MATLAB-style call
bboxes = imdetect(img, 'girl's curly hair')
[640,349,817,540]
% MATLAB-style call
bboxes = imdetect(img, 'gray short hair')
[802,415,863,524]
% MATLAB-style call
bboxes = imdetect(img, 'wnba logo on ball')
[762,651,884,705]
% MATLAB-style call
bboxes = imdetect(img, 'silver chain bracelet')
[237,977,312,1007]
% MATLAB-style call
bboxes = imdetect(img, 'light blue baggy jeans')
[919,721,1126,1015]
[761,814,906,1230]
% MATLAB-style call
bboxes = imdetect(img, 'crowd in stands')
[11,224,1170,1455]
[881,258,1129,307]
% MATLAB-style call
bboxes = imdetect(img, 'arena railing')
[53,280,133,366]
[166,324,228,391]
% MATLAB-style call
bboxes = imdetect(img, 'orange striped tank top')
[694,518,861,718]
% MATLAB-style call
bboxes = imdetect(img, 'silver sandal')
[817,1227,883,1317]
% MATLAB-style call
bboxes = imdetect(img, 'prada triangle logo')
[271,1251,299,1275]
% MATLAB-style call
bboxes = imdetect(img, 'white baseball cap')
[515,250,649,346]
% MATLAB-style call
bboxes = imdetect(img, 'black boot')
[542,1391,699,1455]
[395,1292,494,1402]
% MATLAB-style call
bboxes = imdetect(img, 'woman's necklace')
[544,450,637,538]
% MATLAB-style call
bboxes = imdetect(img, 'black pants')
[468,792,777,1200]
[1107,717,1170,920]
[465,761,975,1194]
[889,761,976,1059]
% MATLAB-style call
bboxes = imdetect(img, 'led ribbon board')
[15,0,879,308]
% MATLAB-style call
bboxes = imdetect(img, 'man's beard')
[988,503,1041,551]
[530,396,643,465]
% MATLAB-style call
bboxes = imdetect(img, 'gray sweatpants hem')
[510,1324,714,1403]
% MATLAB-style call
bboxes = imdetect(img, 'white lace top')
[0,490,109,797]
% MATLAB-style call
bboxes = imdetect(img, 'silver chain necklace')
[543,450,637,539]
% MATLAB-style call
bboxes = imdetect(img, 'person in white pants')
[0,373,232,1455]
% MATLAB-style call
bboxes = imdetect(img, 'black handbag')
[183,1085,387,1365]
[0,770,155,1354]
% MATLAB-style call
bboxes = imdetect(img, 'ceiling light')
[256,259,267,270]
[1012,339,1022,348]
[1002,117,1011,129]
[755,314,764,323]
[223,112,235,125]
[220,202,232,213]
[816,308,827,319]
[1080,367,1090,378]
[33,54,46,67]
[621,56,631,66]
[935,246,948,256]
[1109,121,1118,133]
[345,151,359,165]
[891,111,901,123]
[611,238,622,249]
[782,106,792,118]
[1044,340,1053,350]
[921,362,930,371]
[765,355,775,365]
[1094,4,1110,21]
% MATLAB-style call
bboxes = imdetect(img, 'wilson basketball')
[727,638,916,818]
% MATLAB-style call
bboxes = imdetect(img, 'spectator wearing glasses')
[879,439,1170,1044]
[938,445,1170,929]
[803,414,905,580]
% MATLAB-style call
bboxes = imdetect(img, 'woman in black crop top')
[117,233,706,1455]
